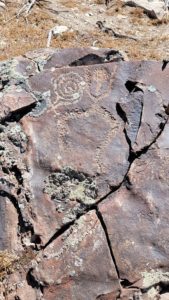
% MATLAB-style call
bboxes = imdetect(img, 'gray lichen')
[44,167,98,206]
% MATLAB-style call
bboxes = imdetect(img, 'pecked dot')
[73,93,80,100]
[80,81,86,87]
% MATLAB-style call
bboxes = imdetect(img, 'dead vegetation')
[0,251,18,281]
[0,6,57,60]
[61,0,78,9]
[0,249,36,282]
[94,0,105,5]
[0,1,168,61]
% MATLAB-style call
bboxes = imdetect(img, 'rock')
[124,0,166,19]
[32,211,120,300]
[14,48,131,245]
[0,47,169,299]
[160,294,169,300]
[99,120,169,290]
[47,25,69,47]
[0,40,7,51]
[51,25,69,36]
[0,1,5,11]
[85,12,94,16]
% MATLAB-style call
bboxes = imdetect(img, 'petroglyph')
[0,48,169,300]
[86,66,113,99]
[53,71,86,106]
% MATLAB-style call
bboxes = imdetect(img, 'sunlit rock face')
[0,48,169,299]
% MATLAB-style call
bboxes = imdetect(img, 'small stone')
[52,25,68,36]
[85,12,94,16]
[148,85,156,92]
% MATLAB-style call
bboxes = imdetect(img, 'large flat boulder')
[0,48,169,299]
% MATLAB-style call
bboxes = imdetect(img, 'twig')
[47,29,53,48]
[16,0,37,18]
[96,21,138,41]
[5,0,42,23]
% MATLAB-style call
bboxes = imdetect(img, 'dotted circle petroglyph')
[53,72,86,106]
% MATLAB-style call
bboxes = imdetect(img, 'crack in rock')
[96,207,120,280]
[0,49,169,299]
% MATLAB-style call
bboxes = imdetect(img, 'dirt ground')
[0,0,169,61]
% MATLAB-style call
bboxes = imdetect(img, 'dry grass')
[0,249,36,281]
[129,7,145,25]
[94,0,105,5]
[60,0,89,12]
[76,28,168,60]
[60,0,77,9]
[0,1,168,61]
[148,18,169,26]
[0,251,18,280]
[34,24,169,60]
[0,5,58,60]
[106,0,124,14]
[130,7,144,18]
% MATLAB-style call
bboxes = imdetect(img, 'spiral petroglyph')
[53,72,86,106]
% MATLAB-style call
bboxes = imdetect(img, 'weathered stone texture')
[123,0,166,19]
[32,211,120,300]
[0,48,169,299]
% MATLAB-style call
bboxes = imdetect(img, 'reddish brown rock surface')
[0,48,169,299]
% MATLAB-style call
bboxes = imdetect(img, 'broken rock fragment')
[99,120,169,293]
[124,0,166,19]
[32,211,120,300]
[0,48,169,299]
